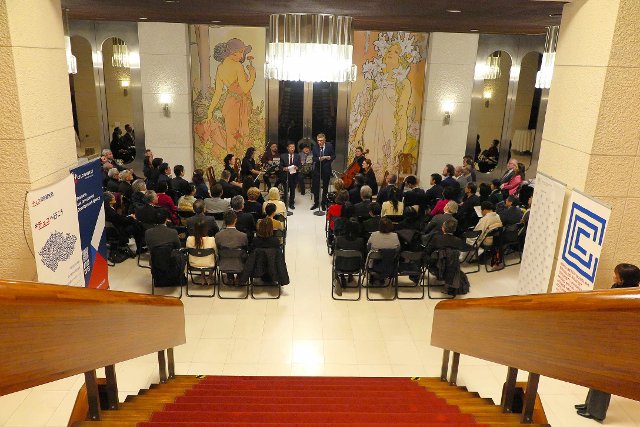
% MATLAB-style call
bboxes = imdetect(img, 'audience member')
[362,202,382,234]
[397,206,422,231]
[472,201,502,247]
[231,195,256,235]
[458,182,481,230]
[490,179,503,205]
[326,178,345,206]
[102,148,125,172]
[145,208,180,252]
[424,200,458,236]
[245,187,264,218]
[186,219,217,276]
[354,185,373,218]
[253,217,281,249]
[156,181,179,225]
[327,190,348,232]
[430,186,458,217]
[157,163,171,187]
[171,165,192,196]
[499,196,523,226]
[265,203,284,231]
[454,165,469,187]
[186,200,219,237]
[377,174,397,205]
[402,175,426,213]
[478,182,491,203]
[501,162,523,196]
[106,168,120,192]
[118,170,134,201]
[441,164,460,191]
[177,184,197,212]
[425,173,444,206]
[192,169,210,199]
[145,157,163,191]
[348,174,365,204]
[129,179,147,215]
[135,190,166,226]
[219,169,241,198]
[463,155,477,182]
[367,217,400,251]
[425,219,471,259]
[204,184,230,214]
[104,191,143,254]
[381,186,404,217]
[334,220,365,294]
[500,158,518,185]
[263,187,286,215]
[215,210,248,249]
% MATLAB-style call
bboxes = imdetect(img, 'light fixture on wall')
[265,13,357,82]
[536,25,560,89]
[159,93,172,117]
[441,100,454,125]
[483,89,493,108]
[112,37,130,68]
[62,9,77,74]
[120,80,130,96]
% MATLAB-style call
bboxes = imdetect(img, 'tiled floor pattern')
[1,194,639,426]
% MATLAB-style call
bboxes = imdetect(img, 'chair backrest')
[166,188,182,205]
[334,249,363,260]
[178,210,195,219]
[400,250,424,263]
[205,166,216,189]
[150,244,186,287]
[367,248,399,276]
[187,247,215,258]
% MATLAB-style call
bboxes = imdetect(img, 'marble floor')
[1,194,639,426]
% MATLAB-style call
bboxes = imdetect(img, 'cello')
[341,148,369,188]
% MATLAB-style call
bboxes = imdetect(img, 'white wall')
[417,32,478,185]
[138,22,194,177]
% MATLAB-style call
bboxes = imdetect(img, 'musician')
[260,142,281,188]
[311,133,335,210]
[223,153,243,189]
[240,147,261,182]
[353,147,366,173]
[362,158,378,195]
[298,143,314,195]
[280,142,302,209]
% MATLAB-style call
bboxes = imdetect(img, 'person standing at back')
[575,263,640,422]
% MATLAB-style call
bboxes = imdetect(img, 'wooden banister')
[431,288,640,400]
[0,280,185,396]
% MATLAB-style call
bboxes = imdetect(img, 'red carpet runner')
[137,376,487,426]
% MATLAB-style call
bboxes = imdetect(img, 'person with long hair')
[186,219,217,282]
[192,169,210,199]
[381,186,404,217]
[253,217,280,249]
[501,162,523,196]
[223,153,243,189]
[241,147,261,182]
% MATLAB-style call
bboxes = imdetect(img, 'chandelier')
[265,14,357,83]
[536,26,560,89]
[111,38,130,68]
[63,9,77,74]
[484,52,501,80]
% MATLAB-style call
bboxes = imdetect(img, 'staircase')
[72,375,548,426]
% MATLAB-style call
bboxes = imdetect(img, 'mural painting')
[348,31,428,179]
[190,26,266,172]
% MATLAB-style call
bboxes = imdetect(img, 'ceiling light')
[446,9,462,13]
[164,0,179,2]
[211,20,221,23]
[536,25,560,89]
[549,13,562,18]
[139,17,148,20]
[265,13,357,82]
[470,29,479,32]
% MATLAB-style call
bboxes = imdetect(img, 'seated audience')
[499,196,523,227]
[245,187,264,218]
[106,168,120,192]
[463,155,477,182]
[470,201,502,247]
[186,200,219,237]
[458,182,481,230]
[462,166,473,183]
[430,186,458,217]
[454,165,469,187]
[425,173,444,206]
[253,217,281,249]
[204,184,230,214]
[192,169,210,199]
[490,179,503,205]
[326,178,345,206]
[397,206,422,231]
[186,219,217,274]
[501,163,523,196]
[171,165,192,196]
[231,195,256,235]
[362,202,382,234]
[241,176,264,203]
[478,139,500,172]
[265,203,284,231]
[381,186,404,217]
[376,174,397,205]
[367,217,400,251]
[156,181,180,225]
[441,164,460,191]
[263,187,286,215]
[424,200,458,236]
[327,190,348,232]
[219,169,241,198]
[177,184,197,212]
[157,163,172,187]
[135,190,167,226]
[117,170,134,202]
[129,179,147,215]
[215,210,248,249]
[426,219,472,259]
[334,220,365,294]
[353,185,373,218]
[478,182,491,203]
[104,191,143,254]
[402,175,426,213]
[348,174,365,204]
[334,203,361,238]
[145,156,162,190]
[145,208,180,252]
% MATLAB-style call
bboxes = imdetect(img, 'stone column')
[537,0,640,288]
[0,0,77,280]
[138,22,193,178]
[417,32,478,185]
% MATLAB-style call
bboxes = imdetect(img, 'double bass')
[341,148,369,188]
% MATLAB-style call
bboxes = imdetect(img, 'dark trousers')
[282,172,298,205]
[312,170,331,206]
[583,389,611,420]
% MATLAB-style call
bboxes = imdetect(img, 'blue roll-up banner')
[70,160,109,289]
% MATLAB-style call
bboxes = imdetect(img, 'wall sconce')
[159,93,172,117]
[120,80,130,96]
[441,100,454,125]
[483,90,493,108]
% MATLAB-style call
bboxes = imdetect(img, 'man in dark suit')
[362,202,382,234]
[218,170,241,198]
[157,163,172,188]
[500,158,518,184]
[441,164,460,191]
[354,185,373,218]
[376,174,397,205]
[311,133,335,210]
[135,191,168,226]
[348,174,365,204]
[458,182,481,230]
[280,142,301,209]
[230,195,256,236]
[402,175,426,214]
[499,196,523,227]
[170,165,191,196]
[144,209,181,252]
[215,210,249,249]
[186,200,219,237]
[426,219,471,259]
[425,173,444,206]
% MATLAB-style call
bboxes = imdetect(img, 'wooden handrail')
[0,280,185,396]
[431,288,640,400]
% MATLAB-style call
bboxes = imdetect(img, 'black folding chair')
[426,249,461,300]
[460,229,481,274]
[217,247,249,299]
[249,247,284,300]
[363,248,399,301]
[137,222,155,269]
[186,248,216,298]
[331,249,363,301]
[501,223,524,267]
[483,227,504,272]
[396,250,426,300]
[325,216,335,256]
[149,245,185,298]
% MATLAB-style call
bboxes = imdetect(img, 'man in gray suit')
[215,210,248,250]
[186,200,219,237]
[204,184,230,214]
[145,209,181,252]
[424,200,459,236]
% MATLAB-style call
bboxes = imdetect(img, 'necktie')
[321,148,324,158]
[290,154,293,165]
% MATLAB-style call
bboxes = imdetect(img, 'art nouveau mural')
[348,31,428,178]
[190,25,266,172]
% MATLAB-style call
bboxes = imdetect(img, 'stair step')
[184,389,433,398]
[162,402,461,413]
[174,395,449,405]
[138,423,484,427]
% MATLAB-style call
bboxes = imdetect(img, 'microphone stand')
[284,161,293,216]
[314,154,326,216]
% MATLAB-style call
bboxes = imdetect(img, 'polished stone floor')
[1,193,639,426]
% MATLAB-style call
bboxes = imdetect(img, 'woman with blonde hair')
[263,187,286,215]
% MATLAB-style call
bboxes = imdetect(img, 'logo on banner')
[561,202,607,282]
